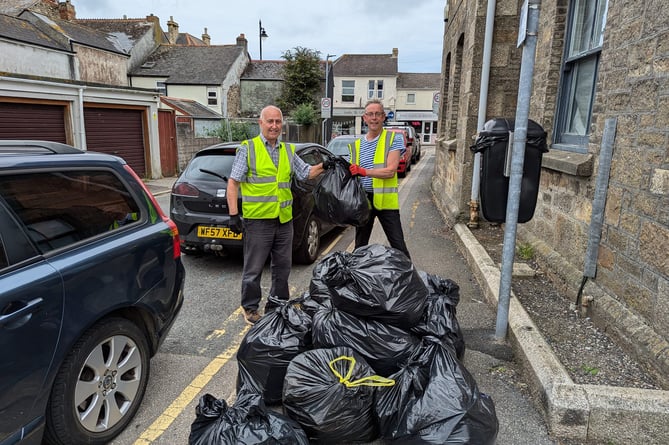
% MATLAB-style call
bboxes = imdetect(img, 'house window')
[156,81,166,96]
[342,80,355,103]
[367,80,384,99]
[554,0,608,152]
[207,87,218,106]
[407,93,416,104]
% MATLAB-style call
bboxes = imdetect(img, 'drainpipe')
[576,117,617,310]
[469,0,497,229]
[495,0,541,340]
[78,87,87,150]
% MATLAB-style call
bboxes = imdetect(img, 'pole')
[322,54,336,145]
[259,20,268,60]
[469,0,497,229]
[495,0,541,340]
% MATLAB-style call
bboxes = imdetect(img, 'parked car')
[386,123,421,164]
[384,127,411,177]
[0,140,185,445]
[170,141,341,264]
[324,134,359,162]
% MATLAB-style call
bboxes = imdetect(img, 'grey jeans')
[240,218,293,310]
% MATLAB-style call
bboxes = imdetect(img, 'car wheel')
[293,215,320,264]
[44,318,150,445]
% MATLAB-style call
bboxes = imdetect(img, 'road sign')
[386,111,395,120]
[433,92,440,114]
[321,97,331,118]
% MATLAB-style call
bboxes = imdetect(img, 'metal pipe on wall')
[469,0,497,228]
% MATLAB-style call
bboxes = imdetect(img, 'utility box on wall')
[470,118,548,223]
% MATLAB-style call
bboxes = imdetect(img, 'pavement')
[144,148,669,444]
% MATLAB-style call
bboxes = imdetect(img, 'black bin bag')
[313,156,371,227]
[189,389,309,445]
[314,244,429,329]
[282,346,394,444]
[375,337,498,444]
[410,270,466,360]
[236,296,313,404]
[313,305,421,377]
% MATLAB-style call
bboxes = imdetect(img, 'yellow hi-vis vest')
[239,136,295,223]
[349,129,399,210]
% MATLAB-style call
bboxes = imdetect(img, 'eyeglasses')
[263,119,283,125]
[364,111,384,118]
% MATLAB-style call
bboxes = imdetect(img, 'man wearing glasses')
[226,105,328,324]
[348,99,411,259]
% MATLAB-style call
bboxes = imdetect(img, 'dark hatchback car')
[170,141,340,264]
[0,141,185,445]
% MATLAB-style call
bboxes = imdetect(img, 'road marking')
[134,307,250,444]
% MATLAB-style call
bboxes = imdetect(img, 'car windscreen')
[185,155,235,180]
[325,139,354,159]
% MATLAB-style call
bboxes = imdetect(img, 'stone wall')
[433,0,523,220]
[435,0,669,376]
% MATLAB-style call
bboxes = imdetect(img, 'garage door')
[0,102,67,142]
[84,107,146,177]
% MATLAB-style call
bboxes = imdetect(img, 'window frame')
[207,87,218,106]
[342,80,355,103]
[553,0,609,153]
[407,92,416,105]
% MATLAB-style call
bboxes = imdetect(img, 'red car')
[385,127,411,177]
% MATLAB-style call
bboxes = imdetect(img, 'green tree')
[291,103,318,126]
[277,47,322,114]
[205,120,256,141]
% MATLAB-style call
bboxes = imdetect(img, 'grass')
[516,242,535,260]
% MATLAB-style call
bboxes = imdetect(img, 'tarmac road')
[114,144,557,444]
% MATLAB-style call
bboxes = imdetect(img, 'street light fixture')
[259,20,268,60]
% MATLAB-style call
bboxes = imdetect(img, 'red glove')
[349,164,367,176]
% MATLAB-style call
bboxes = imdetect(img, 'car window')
[0,170,141,253]
[186,154,235,180]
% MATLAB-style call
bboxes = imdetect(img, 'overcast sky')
[74,0,447,73]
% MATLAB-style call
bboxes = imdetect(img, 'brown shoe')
[243,308,261,325]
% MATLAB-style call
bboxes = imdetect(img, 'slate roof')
[28,11,128,54]
[241,60,285,80]
[130,45,244,84]
[75,17,164,53]
[397,73,441,89]
[175,33,205,46]
[161,96,222,118]
[0,0,39,17]
[0,13,69,51]
[333,53,397,77]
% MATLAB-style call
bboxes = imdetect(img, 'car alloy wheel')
[294,215,320,264]
[44,318,150,445]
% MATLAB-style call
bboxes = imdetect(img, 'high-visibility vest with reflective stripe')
[349,129,399,210]
[239,136,295,223]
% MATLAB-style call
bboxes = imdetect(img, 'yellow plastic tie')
[328,356,395,388]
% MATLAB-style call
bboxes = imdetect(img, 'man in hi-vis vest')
[227,106,329,324]
[348,99,411,260]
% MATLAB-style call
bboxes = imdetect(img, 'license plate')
[197,226,242,240]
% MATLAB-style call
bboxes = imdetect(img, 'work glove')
[322,157,336,170]
[229,214,243,234]
[349,164,367,177]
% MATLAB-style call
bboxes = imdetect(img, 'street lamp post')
[259,20,268,60]
[323,53,336,145]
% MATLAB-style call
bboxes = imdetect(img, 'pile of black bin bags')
[189,244,499,444]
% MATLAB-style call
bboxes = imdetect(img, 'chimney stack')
[58,0,76,20]
[392,48,398,58]
[167,16,179,44]
[202,27,211,46]
[236,33,248,52]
